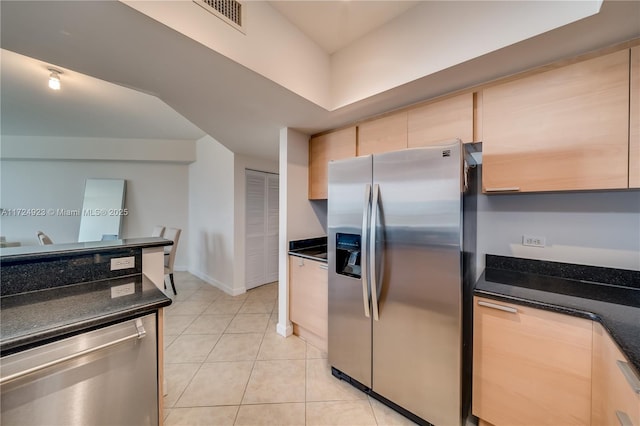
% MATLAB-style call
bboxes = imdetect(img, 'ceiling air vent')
[194,0,244,33]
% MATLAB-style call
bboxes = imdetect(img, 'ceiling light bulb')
[48,68,62,90]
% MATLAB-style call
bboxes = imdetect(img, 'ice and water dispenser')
[335,233,361,278]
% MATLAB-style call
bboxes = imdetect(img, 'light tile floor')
[163,272,417,426]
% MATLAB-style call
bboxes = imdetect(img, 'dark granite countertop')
[475,255,640,378]
[288,236,327,263]
[0,274,171,355]
[0,237,172,263]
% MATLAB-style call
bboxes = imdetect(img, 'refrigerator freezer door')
[371,142,463,426]
[328,155,373,388]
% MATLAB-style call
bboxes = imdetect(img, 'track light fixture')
[48,68,62,90]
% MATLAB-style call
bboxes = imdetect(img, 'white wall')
[233,153,279,293]
[0,159,190,269]
[277,128,326,336]
[331,1,601,109]
[330,1,601,109]
[124,0,601,111]
[188,135,237,293]
[123,0,331,109]
[1,135,196,162]
[283,131,326,241]
[477,190,640,273]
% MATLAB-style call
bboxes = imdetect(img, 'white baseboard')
[276,321,293,337]
[188,268,246,296]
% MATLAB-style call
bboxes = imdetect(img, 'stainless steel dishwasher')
[0,313,158,426]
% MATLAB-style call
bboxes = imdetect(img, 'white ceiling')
[0,0,423,148]
[1,49,205,140]
[268,1,419,53]
[1,1,639,161]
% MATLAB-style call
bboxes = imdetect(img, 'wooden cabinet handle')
[616,360,640,394]
[477,300,518,314]
[484,187,521,192]
[616,410,634,426]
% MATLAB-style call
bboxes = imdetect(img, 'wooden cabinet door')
[408,93,474,147]
[592,323,640,426]
[289,256,328,341]
[482,50,630,193]
[630,46,640,188]
[308,127,356,200]
[357,112,407,156]
[472,297,592,426]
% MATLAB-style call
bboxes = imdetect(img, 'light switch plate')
[110,256,135,270]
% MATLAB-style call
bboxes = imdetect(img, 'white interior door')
[245,170,279,290]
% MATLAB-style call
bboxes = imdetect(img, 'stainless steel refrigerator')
[327,140,478,426]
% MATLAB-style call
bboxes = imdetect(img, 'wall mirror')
[78,178,127,242]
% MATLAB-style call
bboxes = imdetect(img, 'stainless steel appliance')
[0,314,158,426]
[328,140,478,426]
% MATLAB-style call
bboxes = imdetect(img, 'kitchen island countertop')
[0,274,171,355]
[0,237,172,355]
[0,237,172,263]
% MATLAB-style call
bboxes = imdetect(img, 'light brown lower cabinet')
[289,255,328,352]
[472,296,593,426]
[592,322,640,426]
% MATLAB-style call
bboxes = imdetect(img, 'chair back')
[151,225,165,237]
[163,227,181,272]
[37,231,53,245]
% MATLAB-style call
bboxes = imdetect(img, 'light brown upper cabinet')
[630,46,640,188]
[357,112,407,156]
[308,127,356,200]
[482,49,630,193]
[408,93,474,147]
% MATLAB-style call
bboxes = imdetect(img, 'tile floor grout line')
[232,303,270,425]
[229,295,245,425]
[166,311,210,412]
[166,278,413,425]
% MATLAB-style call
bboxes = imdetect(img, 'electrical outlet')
[110,256,135,271]
[110,282,135,298]
[523,235,545,248]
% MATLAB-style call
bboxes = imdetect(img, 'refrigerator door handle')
[370,183,380,321]
[361,184,371,318]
